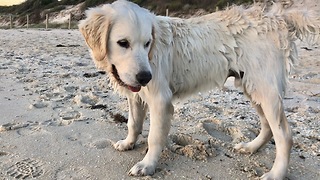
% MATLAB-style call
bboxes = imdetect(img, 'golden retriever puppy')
[79,0,319,179]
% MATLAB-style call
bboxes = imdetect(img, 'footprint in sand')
[65,132,110,150]
[6,158,44,179]
[65,132,93,147]
[168,133,216,160]
[73,94,99,107]
[60,111,81,120]
[17,125,48,136]
[86,139,110,149]
[55,166,92,180]
[59,110,82,126]
[200,119,259,147]
[0,121,42,136]
[0,123,29,132]
[201,120,233,142]
[29,101,49,109]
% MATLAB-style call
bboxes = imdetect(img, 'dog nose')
[136,71,152,86]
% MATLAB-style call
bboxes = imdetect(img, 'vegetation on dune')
[0,0,253,27]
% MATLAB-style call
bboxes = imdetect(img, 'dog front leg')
[114,96,147,151]
[129,96,173,176]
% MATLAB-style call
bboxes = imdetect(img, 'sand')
[0,1,319,180]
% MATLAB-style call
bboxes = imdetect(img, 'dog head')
[79,0,155,92]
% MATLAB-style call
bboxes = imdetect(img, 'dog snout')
[136,71,152,86]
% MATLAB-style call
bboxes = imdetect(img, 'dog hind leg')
[234,81,292,179]
[114,96,147,151]
[234,103,273,153]
[259,94,293,180]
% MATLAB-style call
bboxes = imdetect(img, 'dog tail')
[282,5,320,45]
[266,4,320,72]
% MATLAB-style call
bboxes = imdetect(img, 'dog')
[79,0,319,179]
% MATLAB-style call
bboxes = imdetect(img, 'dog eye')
[117,39,130,49]
[144,40,151,48]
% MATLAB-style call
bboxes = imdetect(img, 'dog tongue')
[128,85,141,92]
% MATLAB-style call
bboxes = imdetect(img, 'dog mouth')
[111,64,141,92]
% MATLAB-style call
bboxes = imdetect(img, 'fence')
[0,7,215,29]
[2,13,76,29]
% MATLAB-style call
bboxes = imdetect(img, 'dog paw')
[113,139,134,151]
[128,161,156,176]
[260,168,286,180]
[234,142,255,154]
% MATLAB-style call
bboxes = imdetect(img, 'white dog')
[79,0,319,179]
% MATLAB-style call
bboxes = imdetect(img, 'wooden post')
[10,15,13,29]
[68,13,72,29]
[46,14,49,29]
[26,14,29,29]
[216,6,219,12]
[166,9,169,16]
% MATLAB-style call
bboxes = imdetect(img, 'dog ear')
[79,6,114,62]
[148,26,155,61]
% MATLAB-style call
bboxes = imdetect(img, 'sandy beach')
[0,2,319,180]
